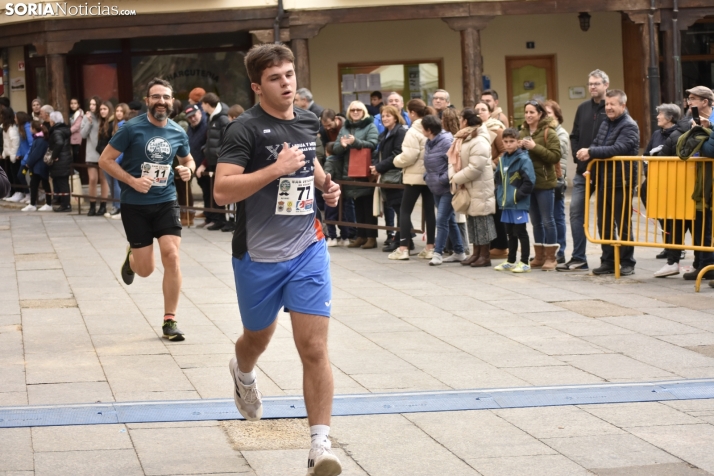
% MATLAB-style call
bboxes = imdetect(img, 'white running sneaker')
[307,442,342,476]
[6,192,24,202]
[512,262,531,273]
[326,238,338,247]
[443,252,467,263]
[229,357,263,421]
[418,248,434,259]
[388,247,409,260]
[654,262,680,278]
[429,252,443,266]
[21,204,37,212]
[37,204,53,212]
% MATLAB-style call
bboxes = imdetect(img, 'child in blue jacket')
[493,128,536,272]
[21,121,51,212]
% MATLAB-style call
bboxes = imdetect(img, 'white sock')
[310,425,330,448]
[237,368,256,386]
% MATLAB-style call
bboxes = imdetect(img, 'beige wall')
[309,11,624,130]
[309,19,463,112]
[8,46,27,112]
[481,11,624,130]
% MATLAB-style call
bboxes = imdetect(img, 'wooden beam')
[46,54,68,118]
[292,38,310,90]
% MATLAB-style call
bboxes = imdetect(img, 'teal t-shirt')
[109,114,190,205]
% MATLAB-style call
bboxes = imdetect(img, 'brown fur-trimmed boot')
[530,244,546,268]
[541,244,560,271]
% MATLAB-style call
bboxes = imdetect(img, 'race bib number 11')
[141,163,171,187]
[276,176,314,215]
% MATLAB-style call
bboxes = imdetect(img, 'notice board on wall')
[338,59,443,114]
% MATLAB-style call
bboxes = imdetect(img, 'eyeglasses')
[148,94,173,101]
[349,108,362,112]
[588,82,603,87]
[687,96,702,102]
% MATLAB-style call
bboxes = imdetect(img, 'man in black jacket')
[558,69,609,272]
[201,93,230,231]
[576,89,640,276]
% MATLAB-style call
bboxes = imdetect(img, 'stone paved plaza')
[2,204,714,476]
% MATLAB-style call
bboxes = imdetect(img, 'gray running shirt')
[218,105,323,263]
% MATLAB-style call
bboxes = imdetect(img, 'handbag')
[347,148,371,178]
[381,168,402,184]
[451,185,471,214]
[43,149,54,166]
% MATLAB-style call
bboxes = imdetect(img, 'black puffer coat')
[659,119,691,157]
[589,112,640,189]
[373,125,407,207]
[203,102,230,167]
[48,123,73,178]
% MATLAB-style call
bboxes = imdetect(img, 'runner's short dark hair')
[146,78,173,97]
[244,43,295,85]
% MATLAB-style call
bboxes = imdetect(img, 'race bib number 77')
[276,176,314,215]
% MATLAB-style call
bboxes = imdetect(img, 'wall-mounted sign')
[526,42,535,49]
[523,81,535,91]
[11,77,25,91]
[17,62,25,71]
[569,86,586,99]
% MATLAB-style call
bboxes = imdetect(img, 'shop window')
[680,19,714,92]
[131,51,251,108]
[338,60,443,113]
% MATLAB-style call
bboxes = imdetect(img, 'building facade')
[1,0,713,144]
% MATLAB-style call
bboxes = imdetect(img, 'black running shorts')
[121,200,182,248]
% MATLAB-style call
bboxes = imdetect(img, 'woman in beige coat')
[388,99,437,261]
[449,108,496,267]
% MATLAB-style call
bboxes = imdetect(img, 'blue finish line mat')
[1,379,713,428]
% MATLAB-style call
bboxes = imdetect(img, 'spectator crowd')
[3,69,714,284]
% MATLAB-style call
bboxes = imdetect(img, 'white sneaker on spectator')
[443,252,467,263]
[388,248,409,260]
[111,212,122,220]
[429,252,443,266]
[21,204,37,212]
[338,239,351,247]
[654,262,680,278]
[20,196,31,204]
[5,192,23,202]
[37,204,53,212]
[326,238,338,247]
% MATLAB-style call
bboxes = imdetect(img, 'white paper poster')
[342,74,355,92]
[355,74,369,92]
[368,74,381,91]
[357,92,371,105]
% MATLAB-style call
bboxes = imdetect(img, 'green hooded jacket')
[519,118,562,190]
[325,115,379,200]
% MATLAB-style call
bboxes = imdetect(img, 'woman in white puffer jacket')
[1,107,21,200]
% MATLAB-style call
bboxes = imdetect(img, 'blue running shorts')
[232,240,332,331]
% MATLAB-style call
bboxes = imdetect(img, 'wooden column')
[289,24,324,91]
[443,16,493,108]
[34,40,75,121]
[292,39,310,90]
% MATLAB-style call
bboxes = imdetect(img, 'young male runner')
[99,78,195,342]
[214,44,342,476]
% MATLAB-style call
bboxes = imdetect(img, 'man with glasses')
[686,86,713,129]
[557,69,609,272]
[431,89,452,118]
[374,92,411,133]
[99,78,195,342]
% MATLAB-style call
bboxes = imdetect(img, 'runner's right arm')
[214,142,305,205]
[99,144,153,194]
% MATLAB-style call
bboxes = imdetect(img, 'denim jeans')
[569,174,592,262]
[554,194,566,257]
[384,205,396,235]
[529,188,557,245]
[434,193,464,254]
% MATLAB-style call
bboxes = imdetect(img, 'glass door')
[506,55,558,128]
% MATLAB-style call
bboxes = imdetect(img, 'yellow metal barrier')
[584,156,714,291]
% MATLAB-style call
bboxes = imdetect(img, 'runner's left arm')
[175,154,196,181]
[313,158,340,207]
